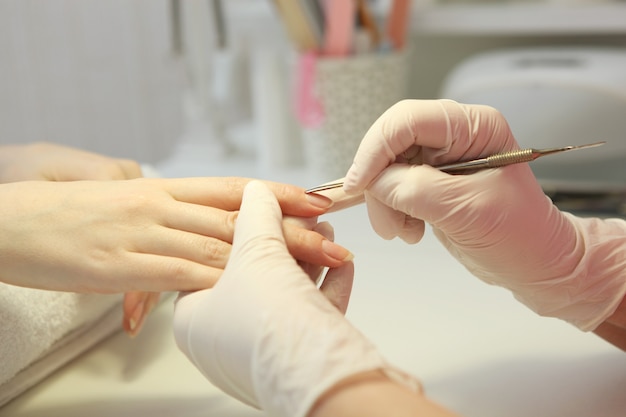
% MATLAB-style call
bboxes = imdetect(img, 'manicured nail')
[322,240,354,262]
[306,193,333,209]
[128,301,145,338]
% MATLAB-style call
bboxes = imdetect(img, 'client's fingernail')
[128,302,145,338]
[306,193,333,209]
[322,240,354,262]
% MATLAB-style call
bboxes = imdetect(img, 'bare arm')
[594,296,626,351]
[310,371,461,417]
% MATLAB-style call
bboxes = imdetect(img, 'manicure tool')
[356,0,380,49]
[306,141,605,194]
[322,0,356,56]
[386,0,411,51]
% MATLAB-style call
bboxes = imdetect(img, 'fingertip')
[342,165,363,195]
[240,180,281,219]
[122,291,147,337]
[312,188,365,214]
[320,261,355,315]
[398,217,426,244]
[321,239,354,263]
[365,192,406,241]
[312,221,335,241]
[243,179,272,198]
[304,192,334,210]
[235,180,285,250]
[400,235,422,244]
[124,292,160,338]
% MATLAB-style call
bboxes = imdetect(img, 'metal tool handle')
[439,148,534,172]
[485,148,535,168]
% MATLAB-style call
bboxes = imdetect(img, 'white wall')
[0,0,184,163]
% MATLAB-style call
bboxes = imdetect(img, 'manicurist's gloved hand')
[173,181,420,417]
[343,99,626,331]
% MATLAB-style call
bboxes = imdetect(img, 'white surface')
[1,139,625,417]
[411,3,626,35]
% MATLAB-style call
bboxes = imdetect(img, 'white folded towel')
[0,285,123,406]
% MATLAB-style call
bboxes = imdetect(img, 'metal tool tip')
[577,141,606,149]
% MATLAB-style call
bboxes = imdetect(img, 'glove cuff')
[514,213,626,331]
[252,307,421,417]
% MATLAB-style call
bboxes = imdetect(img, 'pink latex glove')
[173,181,420,417]
[343,99,626,331]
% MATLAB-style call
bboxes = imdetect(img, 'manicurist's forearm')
[594,296,626,351]
[309,371,461,417]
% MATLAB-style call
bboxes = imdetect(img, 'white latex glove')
[173,181,420,417]
[343,99,626,331]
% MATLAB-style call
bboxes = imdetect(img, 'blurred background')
[2,0,626,193]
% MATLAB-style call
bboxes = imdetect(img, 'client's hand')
[0,142,142,182]
[0,177,351,333]
[173,181,419,417]
[0,142,150,334]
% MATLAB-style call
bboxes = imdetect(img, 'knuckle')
[285,224,319,251]
[120,159,143,178]
[162,261,192,284]
[267,181,301,205]
[200,238,230,264]
[223,177,248,197]
[224,210,239,234]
